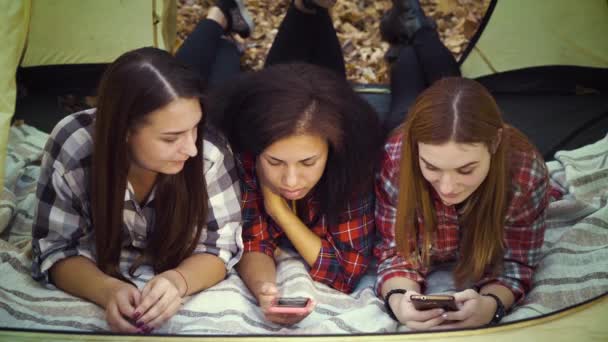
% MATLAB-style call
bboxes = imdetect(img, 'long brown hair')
[394,77,528,287]
[91,47,207,281]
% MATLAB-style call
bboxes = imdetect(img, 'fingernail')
[135,321,144,327]
[132,311,141,319]
[442,313,448,319]
[144,326,154,333]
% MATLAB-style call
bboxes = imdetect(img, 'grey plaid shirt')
[31,109,243,286]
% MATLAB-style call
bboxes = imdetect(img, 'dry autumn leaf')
[176,0,490,84]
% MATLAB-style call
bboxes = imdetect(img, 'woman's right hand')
[104,282,142,333]
[257,282,313,326]
[391,291,446,330]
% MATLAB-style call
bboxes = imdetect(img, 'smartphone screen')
[275,297,309,307]
[267,297,311,315]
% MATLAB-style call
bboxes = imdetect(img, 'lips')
[440,192,460,199]
[280,188,305,200]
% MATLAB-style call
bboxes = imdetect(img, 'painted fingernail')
[135,321,144,327]
[144,326,154,333]
[132,312,141,319]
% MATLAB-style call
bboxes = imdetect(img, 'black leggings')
[384,27,461,131]
[176,5,459,131]
[175,2,345,88]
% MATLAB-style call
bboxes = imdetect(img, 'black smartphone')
[410,294,458,311]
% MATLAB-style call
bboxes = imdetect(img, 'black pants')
[176,2,345,88]
[384,27,461,131]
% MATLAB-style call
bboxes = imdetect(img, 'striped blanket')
[0,125,606,334]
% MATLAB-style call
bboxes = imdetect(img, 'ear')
[490,128,503,154]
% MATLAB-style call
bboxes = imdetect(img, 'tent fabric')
[0,0,31,192]
[460,0,608,79]
[21,0,176,67]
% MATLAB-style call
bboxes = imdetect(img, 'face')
[418,141,491,206]
[257,134,329,200]
[127,97,202,178]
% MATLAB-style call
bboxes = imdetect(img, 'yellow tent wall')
[461,0,608,78]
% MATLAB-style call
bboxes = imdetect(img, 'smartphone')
[410,294,458,311]
[267,296,312,315]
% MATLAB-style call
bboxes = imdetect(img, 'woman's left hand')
[431,289,496,330]
[255,167,291,220]
[132,271,184,333]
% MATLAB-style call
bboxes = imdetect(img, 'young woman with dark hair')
[175,0,383,326]
[374,1,552,330]
[215,62,382,325]
[31,47,243,333]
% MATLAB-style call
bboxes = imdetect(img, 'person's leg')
[412,27,460,85]
[176,2,254,87]
[265,0,345,77]
[175,14,227,84]
[384,45,427,132]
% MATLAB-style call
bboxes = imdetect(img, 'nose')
[181,131,198,157]
[438,173,455,194]
[281,166,298,189]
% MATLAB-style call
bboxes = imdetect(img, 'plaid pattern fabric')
[31,109,243,285]
[237,153,374,293]
[374,129,550,302]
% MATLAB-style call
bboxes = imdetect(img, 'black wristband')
[482,293,506,325]
[384,289,407,321]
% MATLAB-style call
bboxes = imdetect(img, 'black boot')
[380,0,436,45]
[216,0,255,38]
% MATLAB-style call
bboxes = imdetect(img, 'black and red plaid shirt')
[374,129,551,302]
[238,153,374,293]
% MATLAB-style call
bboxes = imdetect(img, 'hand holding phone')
[410,294,458,311]
[267,297,313,315]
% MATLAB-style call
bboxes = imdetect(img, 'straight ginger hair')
[394,77,533,287]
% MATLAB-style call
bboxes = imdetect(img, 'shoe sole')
[235,0,255,37]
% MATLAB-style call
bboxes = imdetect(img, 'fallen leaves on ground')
[176,0,490,84]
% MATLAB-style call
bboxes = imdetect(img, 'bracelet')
[384,289,407,321]
[174,269,189,297]
[482,293,506,325]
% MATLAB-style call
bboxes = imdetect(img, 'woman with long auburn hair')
[375,76,552,330]
[31,47,243,333]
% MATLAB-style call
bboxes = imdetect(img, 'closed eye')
[266,159,282,166]
[457,169,474,175]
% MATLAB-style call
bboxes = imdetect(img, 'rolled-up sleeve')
[195,134,244,271]
[476,155,549,302]
[32,154,95,287]
[309,195,374,293]
[374,135,427,296]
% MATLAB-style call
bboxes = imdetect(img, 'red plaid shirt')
[374,129,550,302]
[238,153,374,293]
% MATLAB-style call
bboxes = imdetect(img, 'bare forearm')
[49,256,126,308]
[381,277,421,299]
[168,253,227,297]
[381,277,422,313]
[235,252,277,299]
[480,283,515,310]
[273,211,322,266]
